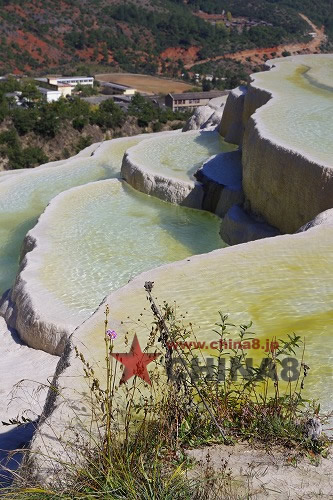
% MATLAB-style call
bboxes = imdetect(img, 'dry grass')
[96,73,194,94]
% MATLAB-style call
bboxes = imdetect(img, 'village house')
[165,90,229,111]
[34,78,74,102]
[98,81,137,96]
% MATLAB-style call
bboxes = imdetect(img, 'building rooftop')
[57,76,94,80]
[168,90,229,100]
[38,86,60,94]
[169,90,229,99]
[101,81,132,90]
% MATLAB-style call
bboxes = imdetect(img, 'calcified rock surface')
[220,205,280,245]
[121,130,235,208]
[0,132,170,297]
[221,55,333,233]
[187,444,333,498]
[195,150,244,217]
[3,54,333,485]
[0,131,185,346]
[0,318,58,425]
[297,208,333,232]
[4,179,223,355]
[121,150,204,208]
[0,317,58,483]
[183,105,216,131]
[182,94,228,131]
[219,86,248,145]
[28,222,333,483]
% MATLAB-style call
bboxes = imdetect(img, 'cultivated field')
[95,73,194,94]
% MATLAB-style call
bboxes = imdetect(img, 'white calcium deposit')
[1,55,333,486]
[221,55,333,233]
[28,221,333,483]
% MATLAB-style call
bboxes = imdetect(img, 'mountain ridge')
[0,0,331,76]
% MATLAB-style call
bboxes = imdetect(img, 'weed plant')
[2,282,330,498]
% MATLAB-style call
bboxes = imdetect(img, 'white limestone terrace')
[2,179,224,355]
[2,54,333,483]
[0,131,179,297]
[194,150,245,219]
[121,130,237,208]
[182,94,228,132]
[28,221,333,483]
[239,54,333,233]
[0,131,184,478]
[250,55,333,165]
[219,86,248,145]
[0,317,58,486]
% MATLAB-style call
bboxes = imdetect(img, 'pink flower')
[106,329,117,340]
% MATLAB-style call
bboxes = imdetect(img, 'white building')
[38,87,62,103]
[48,76,94,87]
[57,84,73,97]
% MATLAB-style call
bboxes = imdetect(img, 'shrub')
[0,96,9,123]
[8,145,48,169]
[152,121,163,132]
[90,99,124,130]
[33,106,60,138]
[12,108,38,135]
[76,135,92,153]
[3,284,329,497]
[0,128,19,148]
[72,115,88,131]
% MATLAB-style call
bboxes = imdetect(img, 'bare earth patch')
[187,443,333,498]
[185,15,327,68]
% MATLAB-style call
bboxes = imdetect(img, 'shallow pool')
[0,136,145,294]
[80,224,333,419]
[253,54,333,166]
[126,130,237,182]
[25,180,224,325]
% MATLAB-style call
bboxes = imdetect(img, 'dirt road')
[184,15,326,69]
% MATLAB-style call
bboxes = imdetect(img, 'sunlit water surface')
[82,225,333,420]
[127,130,237,181]
[254,54,333,165]
[0,137,144,294]
[27,180,224,323]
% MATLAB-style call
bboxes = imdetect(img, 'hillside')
[0,81,189,170]
[0,0,331,76]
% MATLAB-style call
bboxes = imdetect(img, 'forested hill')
[0,0,331,75]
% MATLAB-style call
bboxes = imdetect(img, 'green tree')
[74,83,98,97]
[20,81,42,104]
[0,95,9,123]
[0,76,21,93]
[128,93,157,127]
[12,108,38,135]
[0,128,19,148]
[90,99,124,129]
[34,105,60,138]
[73,115,88,131]
[202,79,213,91]
[8,145,48,169]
